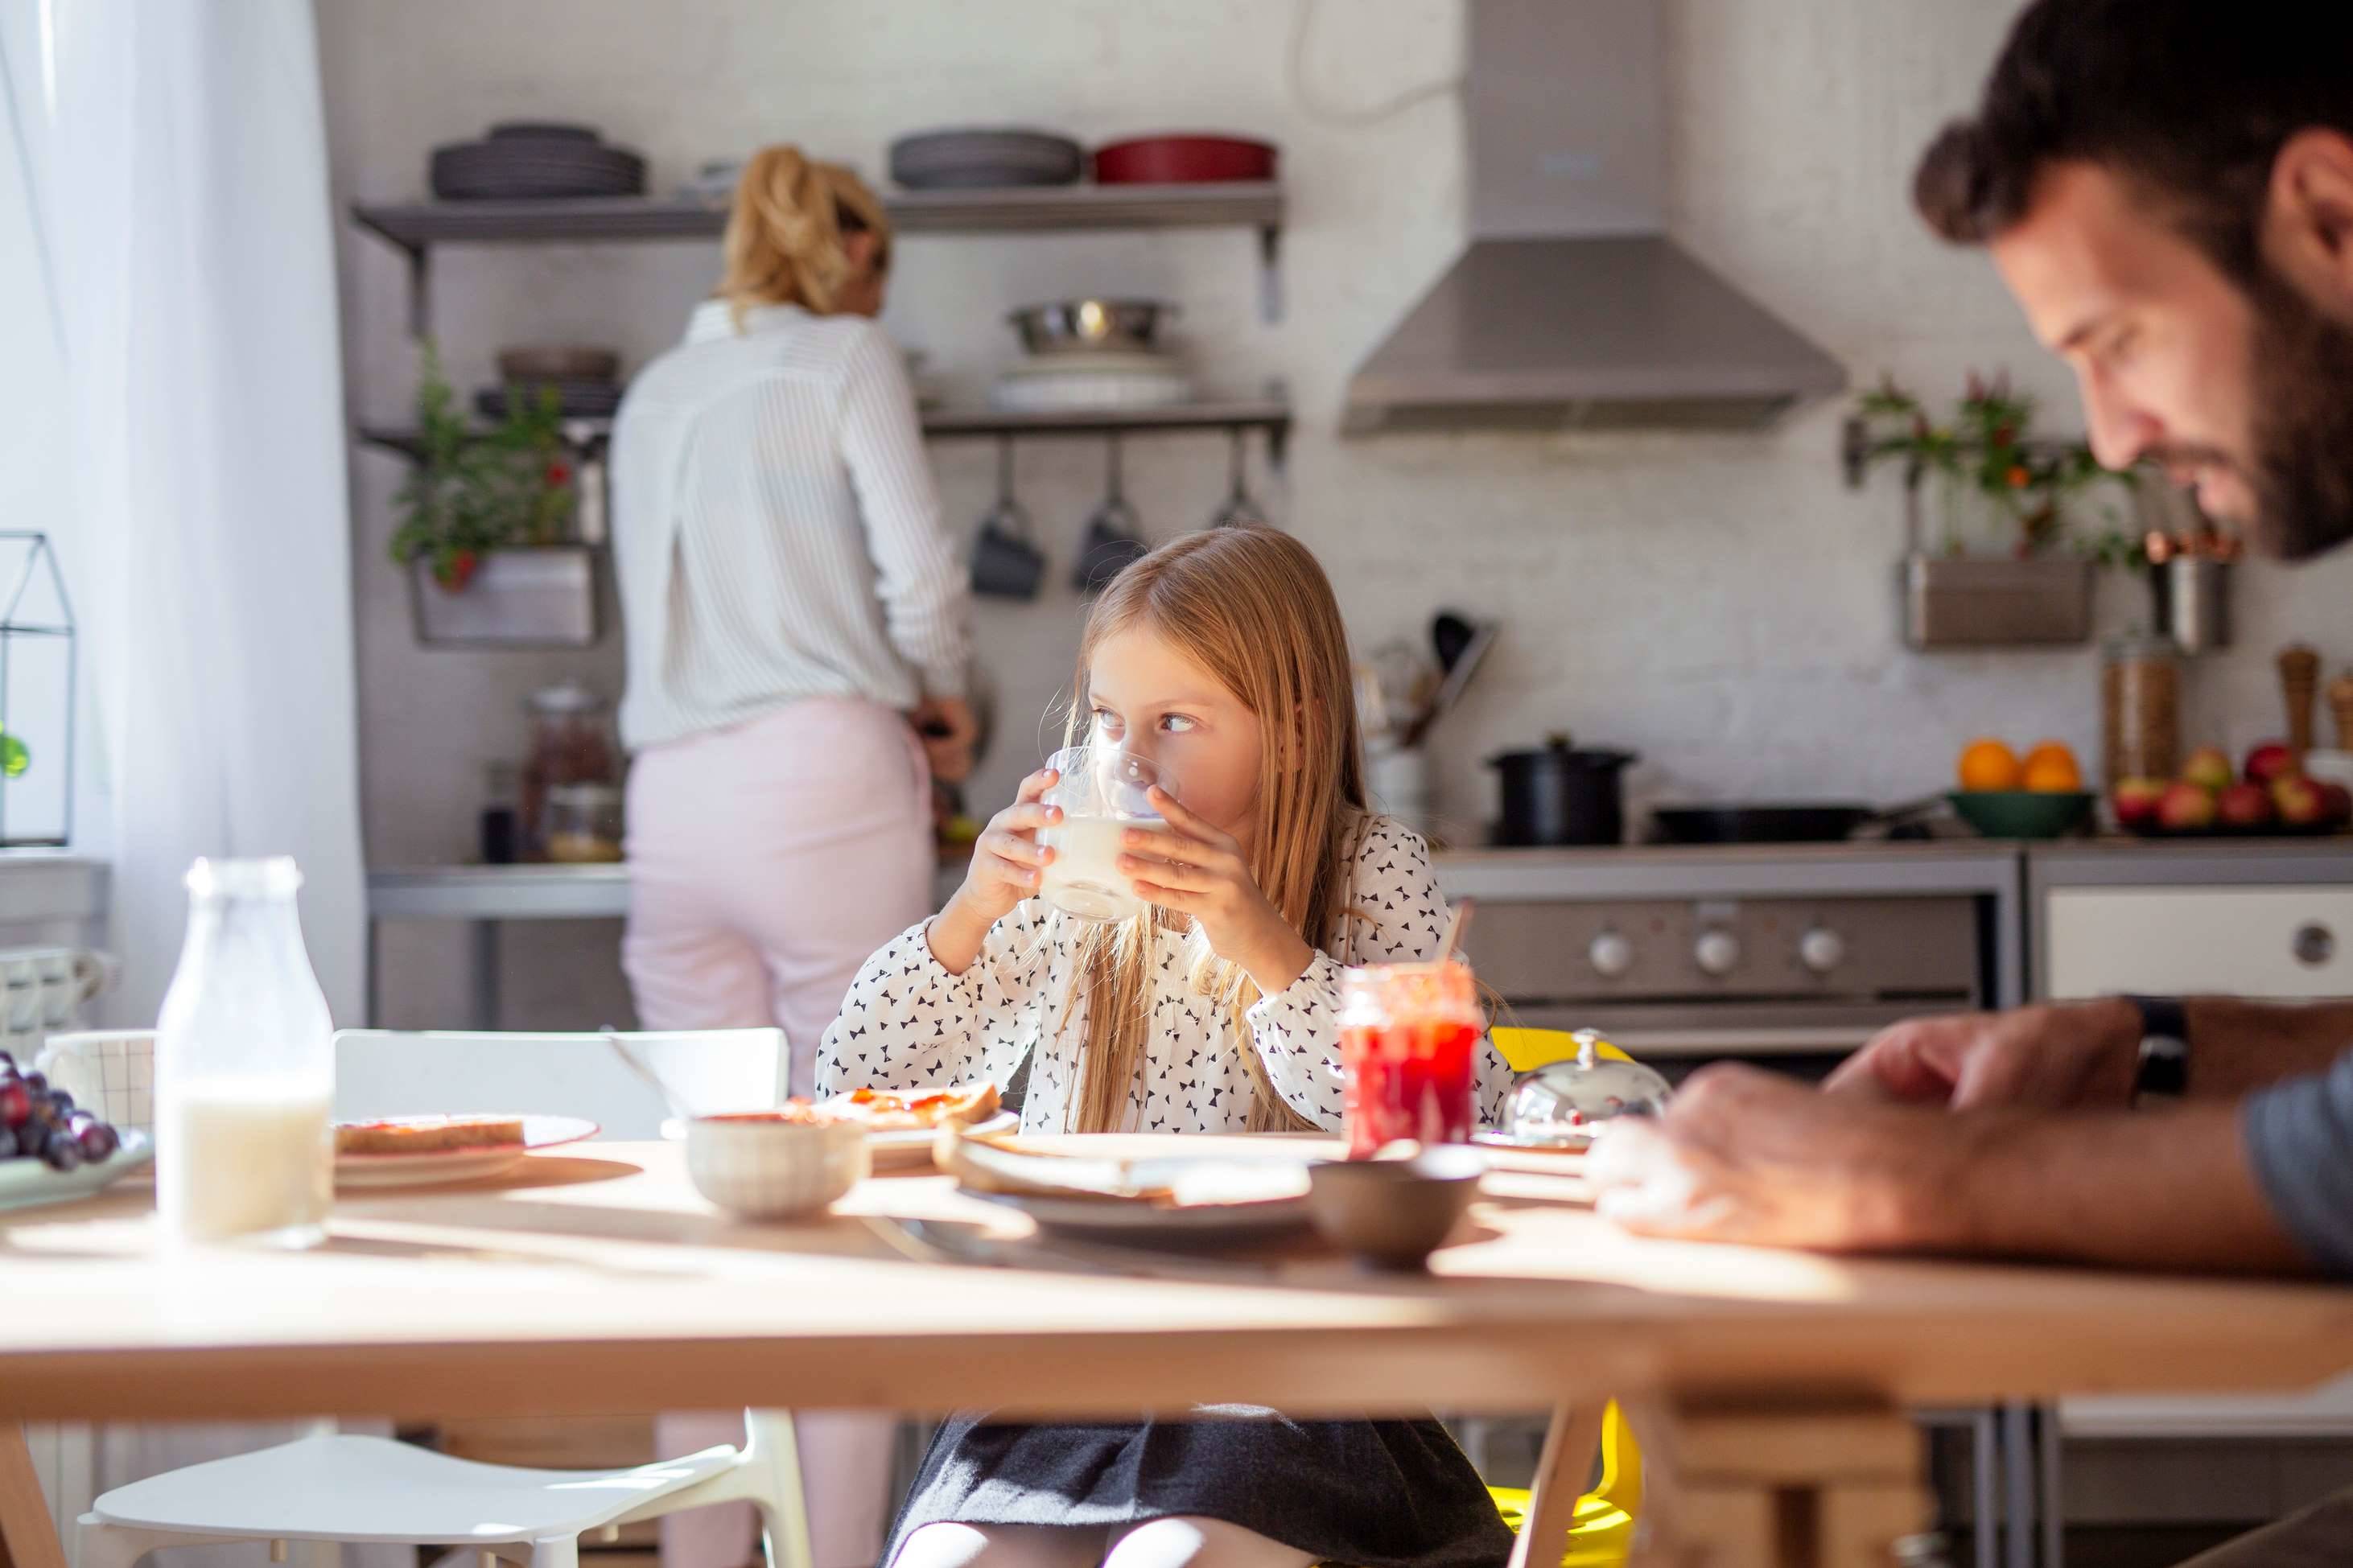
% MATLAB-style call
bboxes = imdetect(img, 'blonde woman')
[610,146,972,1568]
[817,529,1516,1568]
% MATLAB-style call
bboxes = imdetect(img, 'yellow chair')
[1484,1028,1645,1566]
[1489,1026,1634,1075]
[1486,1402,1642,1566]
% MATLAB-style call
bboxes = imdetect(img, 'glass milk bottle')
[155,858,335,1246]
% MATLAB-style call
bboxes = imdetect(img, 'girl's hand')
[1120,787,1313,995]
[956,767,1061,924]
[931,768,1060,973]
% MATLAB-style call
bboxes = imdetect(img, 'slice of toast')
[335,1114,527,1156]
[817,1081,1000,1132]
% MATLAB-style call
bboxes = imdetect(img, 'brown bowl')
[497,345,620,385]
[1305,1145,1485,1270]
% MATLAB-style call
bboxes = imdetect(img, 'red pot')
[1092,134,1278,185]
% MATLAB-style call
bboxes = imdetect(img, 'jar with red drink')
[1337,960,1482,1159]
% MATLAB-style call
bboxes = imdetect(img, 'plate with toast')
[936,1130,1314,1241]
[332,1113,598,1188]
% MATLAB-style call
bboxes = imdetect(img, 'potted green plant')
[389,344,598,647]
[1844,373,2137,648]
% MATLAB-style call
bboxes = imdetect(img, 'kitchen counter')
[373,840,2027,918]
[365,860,964,1027]
[2029,833,2353,887]
[1434,838,2021,898]
[368,836,2347,1030]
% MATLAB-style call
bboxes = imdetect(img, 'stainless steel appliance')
[1341,0,1845,434]
[1437,842,2021,1080]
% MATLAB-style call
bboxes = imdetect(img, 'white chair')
[78,1028,807,1568]
[331,1027,789,1136]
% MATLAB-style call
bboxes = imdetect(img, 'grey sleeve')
[2242,1050,2353,1276]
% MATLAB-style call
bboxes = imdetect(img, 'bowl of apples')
[2112,743,2353,837]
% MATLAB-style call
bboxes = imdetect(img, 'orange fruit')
[2022,751,2083,792]
[2024,739,2078,774]
[1958,738,2023,792]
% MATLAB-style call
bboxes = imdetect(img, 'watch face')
[2136,1034,2189,1099]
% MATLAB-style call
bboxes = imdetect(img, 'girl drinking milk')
[818,525,1514,1568]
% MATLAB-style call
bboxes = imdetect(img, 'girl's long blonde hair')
[1063,526,1369,1134]
[718,145,892,322]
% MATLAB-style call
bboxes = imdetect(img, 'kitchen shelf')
[351,182,1288,329]
[357,393,1292,466]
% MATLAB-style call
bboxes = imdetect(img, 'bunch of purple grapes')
[0,1049,122,1171]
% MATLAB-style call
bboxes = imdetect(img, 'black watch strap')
[2126,994,2190,1101]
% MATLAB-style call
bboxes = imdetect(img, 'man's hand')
[1587,1064,1968,1251]
[911,695,979,784]
[1824,998,2142,1110]
[1586,1062,2306,1273]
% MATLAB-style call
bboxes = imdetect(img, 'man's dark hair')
[1914,0,2353,282]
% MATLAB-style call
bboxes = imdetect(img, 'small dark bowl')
[1306,1145,1485,1270]
[1947,790,2096,840]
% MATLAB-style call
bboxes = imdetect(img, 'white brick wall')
[320,0,2353,1030]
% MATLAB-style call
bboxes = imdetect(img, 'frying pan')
[1650,798,1943,845]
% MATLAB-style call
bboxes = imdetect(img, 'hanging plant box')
[1901,554,2092,649]
[410,545,600,648]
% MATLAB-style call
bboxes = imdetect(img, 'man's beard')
[2241,265,2353,562]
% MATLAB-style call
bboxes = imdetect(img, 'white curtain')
[5,2,373,1564]
[41,0,366,1023]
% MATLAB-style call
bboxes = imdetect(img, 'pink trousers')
[625,696,933,1568]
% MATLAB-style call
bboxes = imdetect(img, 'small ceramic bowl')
[1306,1145,1486,1270]
[685,1113,869,1220]
[1947,790,2096,840]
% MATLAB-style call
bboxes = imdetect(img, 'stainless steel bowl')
[1007,299,1177,356]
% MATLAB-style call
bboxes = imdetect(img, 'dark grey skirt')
[884,1409,1514,1568]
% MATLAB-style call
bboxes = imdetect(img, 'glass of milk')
[1036,746,1169,923]
[155,857,335,1248]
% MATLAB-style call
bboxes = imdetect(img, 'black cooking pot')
[1487,736,1638,846]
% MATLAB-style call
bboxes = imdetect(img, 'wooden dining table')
[4,1134,2352,1568]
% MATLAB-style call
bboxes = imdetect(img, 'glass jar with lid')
[2101,636,2182,788]
[543,782,624,863]
[520,681,616,856]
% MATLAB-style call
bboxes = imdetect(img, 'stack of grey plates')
[476,382,624,420]
[431,122,646,200]
[889,128,1083,190]
[479,344,627,420]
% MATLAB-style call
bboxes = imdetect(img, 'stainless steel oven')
[1435,842,2022,1082]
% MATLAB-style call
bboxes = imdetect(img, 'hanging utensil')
[1403,620,1497,747]
[1072,435,1151,594]
[972,437,1046,600]
[1431,611,1477,673]
[1208,429,1266,528]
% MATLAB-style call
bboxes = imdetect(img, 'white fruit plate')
[0,1128,154,1212]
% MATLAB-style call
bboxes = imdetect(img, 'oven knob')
[1588,932,1634,979]
[1799,927,1846,975]
[1694,928,1741,977]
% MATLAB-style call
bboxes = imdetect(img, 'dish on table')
[686,1113,868,1220]
[0,1127,153,1212]
[940,1132,1314,1241]
[670,1084,1011,1171]
[332,1113,597,1188]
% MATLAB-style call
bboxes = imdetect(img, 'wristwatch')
[2124,994,2190,1103]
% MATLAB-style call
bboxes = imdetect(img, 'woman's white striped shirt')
[610,301,971,751]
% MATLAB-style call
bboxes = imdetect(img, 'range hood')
[1342,0,1848,434]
